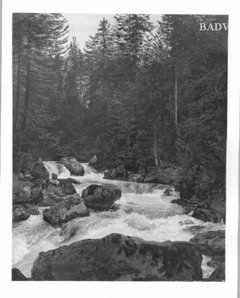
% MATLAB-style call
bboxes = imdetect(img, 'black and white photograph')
[10,12,229,282]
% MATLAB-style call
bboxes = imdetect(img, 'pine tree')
[13,13,69,160]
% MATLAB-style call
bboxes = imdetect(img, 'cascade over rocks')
[43,194,89,227]
[82,184,122,211]
[190,230,225,281]
[59,157,84,176]
[31,233,203,281]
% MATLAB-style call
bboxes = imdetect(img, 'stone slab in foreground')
[31,233,202,281]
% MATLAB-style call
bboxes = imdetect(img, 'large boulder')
[58,178,76,195]
[190,230,225,281]
[41,185,66,206]
[43,194,89,227]
[13,174,45,205]
[82,184,121,211]
[13,174,32,204]
[31,162,49,180]
[13,206,30,222]
[12,268,28,281]
[31,233,202,281]
[41,178,77,206]
[59,157,84,176]
[192,207,222,223]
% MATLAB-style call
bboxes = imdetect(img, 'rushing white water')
[43,161,71,179]
[12,161,225,279]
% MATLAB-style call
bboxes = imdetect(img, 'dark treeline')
[13,13,227,200]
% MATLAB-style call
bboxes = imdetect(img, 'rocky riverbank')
[102,162,226,225]
[12,156,225,281]
[12,230,225,281]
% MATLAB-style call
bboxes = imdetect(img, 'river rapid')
[12,161,225,279]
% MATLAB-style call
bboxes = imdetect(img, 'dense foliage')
[13,13,227,199]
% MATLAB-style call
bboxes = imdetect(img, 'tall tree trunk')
[13,35,21,133]
[21,20,30,133]
[174,66,178,127]
[154,122,158,166]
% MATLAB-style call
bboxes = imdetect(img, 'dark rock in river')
[58,178,76,195]
[190,230,225,281]
[59,157,84,176]
[43,194,89,227]
[164,188,173,196]
[31,233,203,281]
[41,178,77,206]
[12,268,28,281]
[13,206,30,222]
[103,169,115,179]
[52,173,58,180]
[82,184,121,211]
[192,207,222,223]
[41,186,66,206]
[31,162,49,180]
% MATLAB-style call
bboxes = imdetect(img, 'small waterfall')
[43,161,70,179]
[81,163,98,175]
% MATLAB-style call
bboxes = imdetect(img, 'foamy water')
[12,161,225,278]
